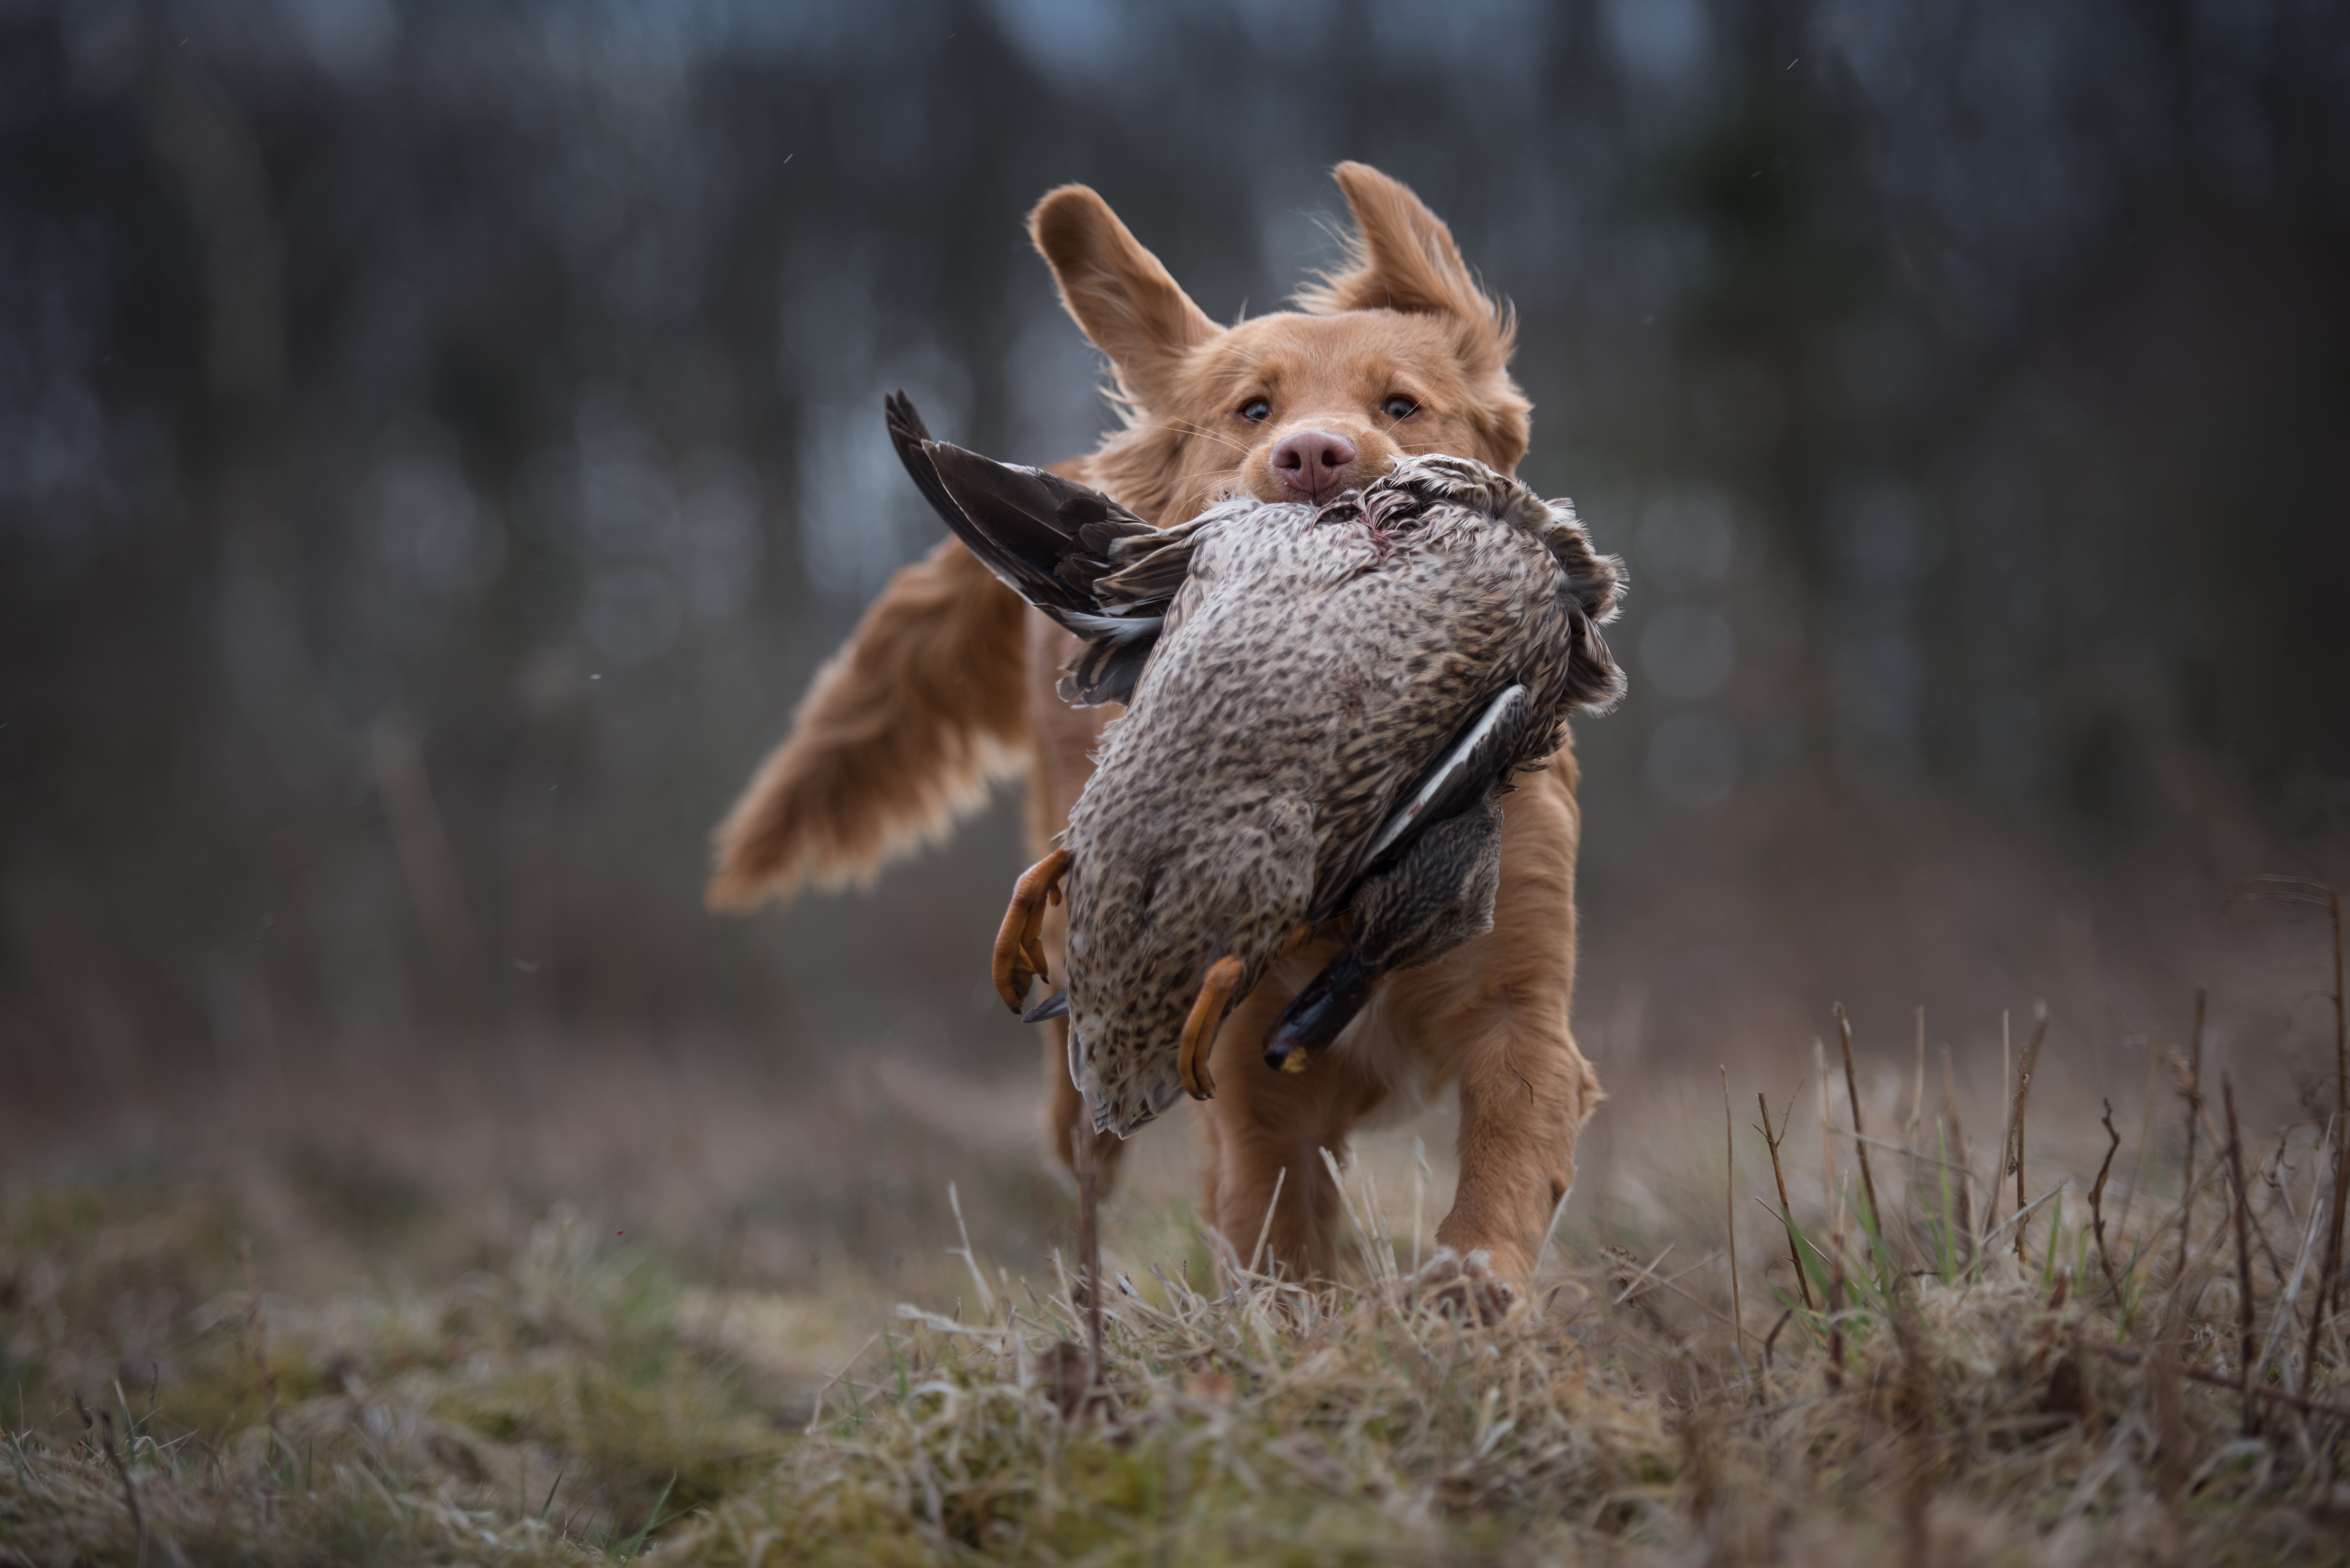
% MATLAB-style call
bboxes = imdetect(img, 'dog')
[709,162,1603,1314]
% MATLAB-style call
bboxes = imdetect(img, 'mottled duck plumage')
[885,393,1626,1138]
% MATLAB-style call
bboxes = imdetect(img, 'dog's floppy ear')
[1297,163,1515,368]
[1031,185,1220,412]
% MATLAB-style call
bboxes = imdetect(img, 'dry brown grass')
[666,1105,2350,1567]
[10,977,2350,1564]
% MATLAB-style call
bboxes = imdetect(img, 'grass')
[10,995,2350,1564]
[0,1190,797,1565]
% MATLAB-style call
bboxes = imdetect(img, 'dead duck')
[885,392,1625,1137]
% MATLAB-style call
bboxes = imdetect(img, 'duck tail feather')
[885,396,1093,618]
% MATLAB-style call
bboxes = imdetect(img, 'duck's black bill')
[1023,990,1069,1023]
[1262,947,1382,1074]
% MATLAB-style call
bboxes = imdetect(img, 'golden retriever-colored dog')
[710,162,1602,1313]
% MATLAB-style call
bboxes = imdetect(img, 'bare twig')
[1756,1089,1813,1309]
[2089,1099,2123,1297]
[2106,1345,2350,1422]
[2224,1077,2257,1433]
[2194,1097,2290,1285]
[1817,1040,1846,1388]
[1984,1013,2016,1243]
[1836,1005,1884,1243]
[1722,1067,1748,1380]
[2011,1001,2049,1257]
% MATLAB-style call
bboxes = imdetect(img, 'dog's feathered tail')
[707,538,1033,909]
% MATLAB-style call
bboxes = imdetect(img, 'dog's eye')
[1239,398,1271,423]
[1381,396,1420,420]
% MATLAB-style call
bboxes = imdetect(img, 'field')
[8,962,2350,1567]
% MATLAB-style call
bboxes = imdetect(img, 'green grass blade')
[615,1472,677,1560]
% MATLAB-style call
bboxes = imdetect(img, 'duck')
[884,392,1626,1138]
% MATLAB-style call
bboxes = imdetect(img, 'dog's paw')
[1407,1246,1517,1325]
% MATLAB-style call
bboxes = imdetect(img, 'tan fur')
[712,163,1599,1304]
[707,537,1030,907]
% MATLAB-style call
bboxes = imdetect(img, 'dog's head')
[1030,163,1531,524]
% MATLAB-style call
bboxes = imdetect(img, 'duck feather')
[886,391,1178,704]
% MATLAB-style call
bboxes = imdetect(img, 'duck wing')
[884,391,1190,705]
[1304,682,1539,922]
[1358,684,1536,869]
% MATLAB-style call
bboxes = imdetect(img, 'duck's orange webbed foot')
[992,848,1072,1010]
[1179,955,1246,1101]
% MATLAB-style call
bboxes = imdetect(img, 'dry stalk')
[2105,1346,2350,1421]
[1721,1067,1748,1380]
[1834,1004,1883,1244]
[1816,1040,1846,1388]
[2010,1000,2049,1257]
[1755,1089,1812,1309]
[1248,1165,1286,1279]
[2089,1098,2123,1297]
[1983,1012,2016,1243]
[2224,1077,2258,1433]
[2192,1096,2290,1285]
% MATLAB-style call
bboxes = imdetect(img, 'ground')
[6,1025,2350,1566]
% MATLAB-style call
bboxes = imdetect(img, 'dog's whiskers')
[1153,418,1251,458]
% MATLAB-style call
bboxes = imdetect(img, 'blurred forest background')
[4,0,2349,1274]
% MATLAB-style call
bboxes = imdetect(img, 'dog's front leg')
[1383,762,1603,1315]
